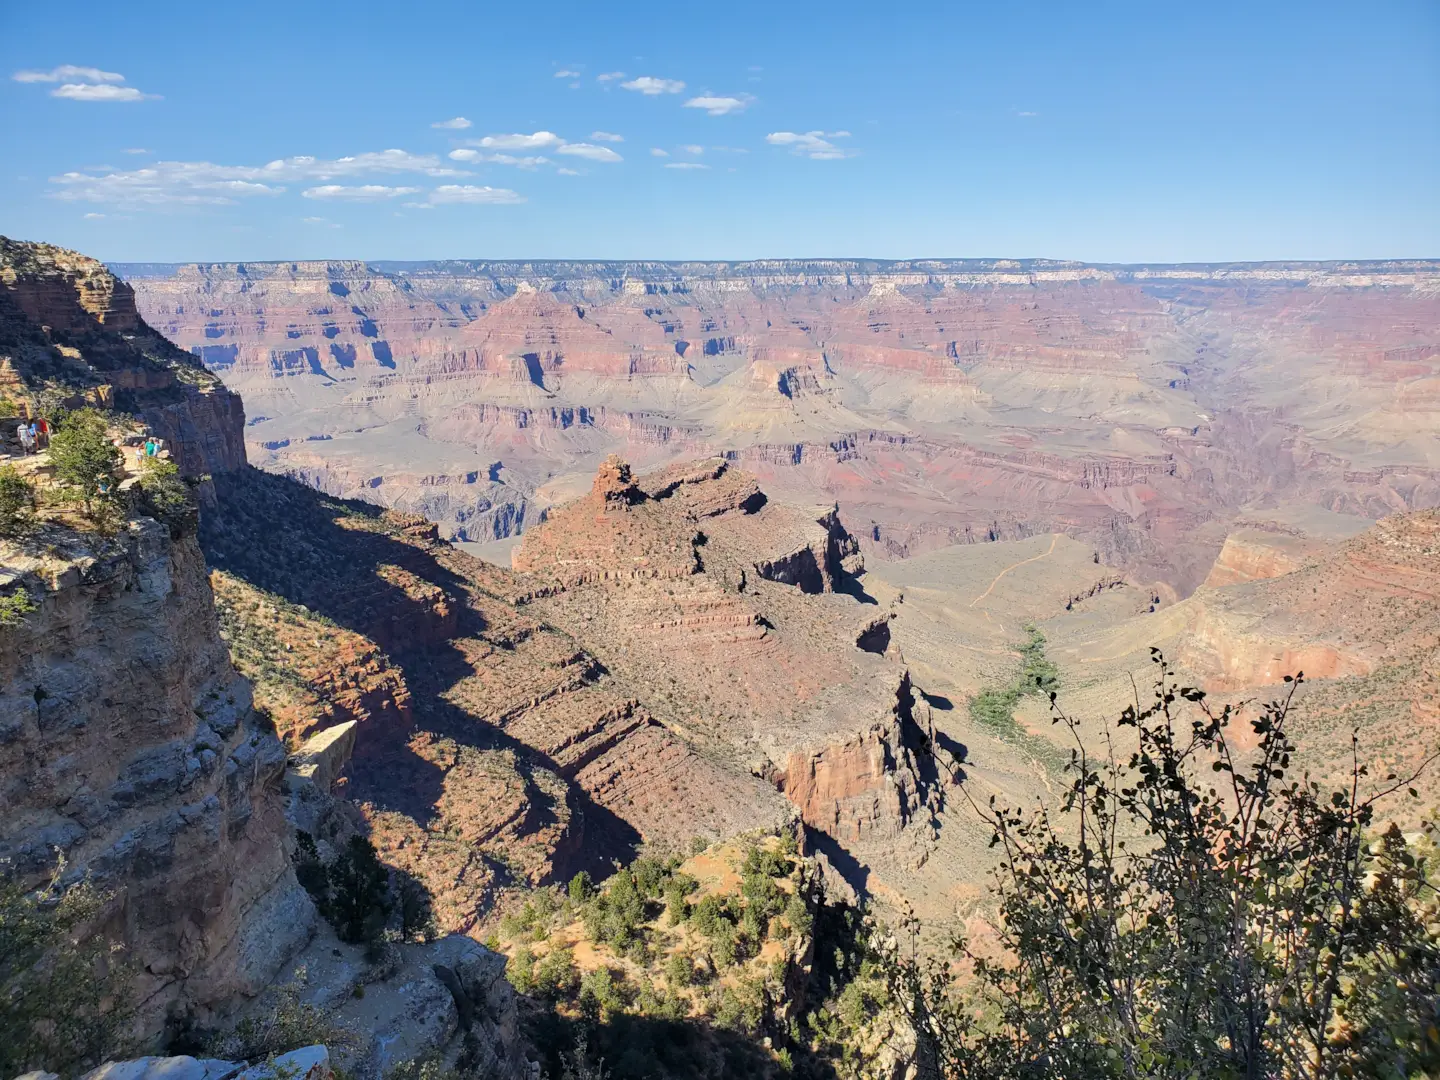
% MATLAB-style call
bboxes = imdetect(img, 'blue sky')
[2,0,1436,263]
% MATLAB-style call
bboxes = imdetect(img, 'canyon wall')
[122,257,1440,592]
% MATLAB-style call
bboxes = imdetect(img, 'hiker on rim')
[17,423,34,455]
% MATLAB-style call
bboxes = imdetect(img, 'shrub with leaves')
[0,465,36,538]
[136,456,196,537]
[0,871,129,1075]
[888,652,1440,1080]
[47,408,120,517]
[293,832,394,950]
[202,966,351,1062]
[0,588,36,630]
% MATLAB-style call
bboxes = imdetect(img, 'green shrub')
[136,457,195,537]
[568,871,594,904]
[890,657,1440,1080]
[47,408,120,517]
[506,946,537,995]
[663,872,697,925]
[578,966,629,1022]
[533,945,580,1000]
[202,967,350,1062]
[0,588,36,630]
[665,949,697,988]
[0,465,35,537]
[293,832,393,948]
[0,872,129,1074]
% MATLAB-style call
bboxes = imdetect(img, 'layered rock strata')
[0,517,309,1034]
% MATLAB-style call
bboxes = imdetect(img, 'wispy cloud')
[469,132,561,150]
[596,71,626,83]
[409,184,525,207]
[83,212,105,219]
[650,148,669,158]
[663,162,709,170]
[554,69,580,78]
[122,147,149,155]
[1018,110,1038,117]
[590,131,624,142]
[48,149,467,207]
[52,83,156,102]
[302,184,420,200]
[448,149,551,168]
[431,116,472,129]
[680,145,704,156]
[13,64,123,83]
[557,168,581,176]
[765,130,857,160]
[303,216,343,228]
[14,65,158,101]
[683,94,753,116]
[621,76,685,95]
[556,143,622,163]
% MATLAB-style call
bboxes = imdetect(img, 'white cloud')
[14,65,158,102]
[683,94,752,116]
[664,162,709,170]
[448,148,550,167]
[557,143,622,163]
[681,144,704,155]
[262,149,466,178]
[470,131,561,150]
[13,64,123,83]
[597,71,626,82]
[557,168,581,176]
[555,70,580,78]
[122,147,149,155]
[83,212,105,219]
[48,148,467,207]
[650,148,669,158]
[621,76,685,95]
[418,184,525,205]
[1018,111,1037,117]
[765,130,857,160]
[431,116,472,129]
[302,184,420,200]
[303,216,342,228]
[590,131,624,142]
[53,83,156,102]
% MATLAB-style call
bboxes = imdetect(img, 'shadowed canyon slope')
[123,257,1440,593]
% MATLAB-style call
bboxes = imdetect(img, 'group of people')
[132,437,164,466]
[14,418,49,455]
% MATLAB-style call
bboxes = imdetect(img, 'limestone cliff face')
[0,519,312,1036]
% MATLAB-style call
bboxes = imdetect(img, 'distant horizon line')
[100,254,1440,272]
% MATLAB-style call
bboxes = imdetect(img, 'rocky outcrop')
[777,673,937,845]
[74,1046,331,1080]
[1203,529,1321,587]
[0,237,247,480]
[0,518,309,1037]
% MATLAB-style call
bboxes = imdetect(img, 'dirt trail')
[968,534,1061,608]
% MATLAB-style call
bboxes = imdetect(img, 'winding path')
[968,533,1061,608]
